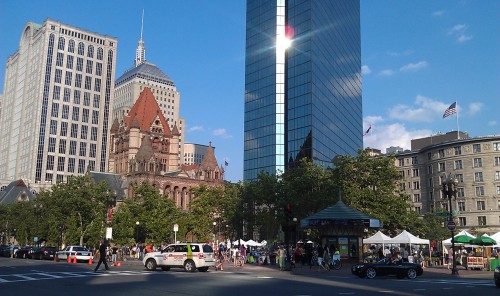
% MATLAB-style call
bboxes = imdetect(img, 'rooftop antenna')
[135,9,146,66]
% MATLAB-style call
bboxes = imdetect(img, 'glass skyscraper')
[244,0,362,181]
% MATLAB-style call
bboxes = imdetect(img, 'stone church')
[109,87,224,210]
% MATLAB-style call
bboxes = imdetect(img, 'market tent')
[387,230,430,245]
[442,230,476,248]
[363,231,392,245]
[490,231,500,247]
[245,239,262,247]
[232,239,247,246]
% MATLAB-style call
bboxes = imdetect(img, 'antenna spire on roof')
[135,9,146,67]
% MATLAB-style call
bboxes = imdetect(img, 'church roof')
[124,88,171,134]
[0,180,36,205]
[200,143,218,170]
[115,62,175,87]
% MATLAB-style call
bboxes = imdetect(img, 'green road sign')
[435,212,449,217]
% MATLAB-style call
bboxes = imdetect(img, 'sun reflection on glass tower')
[244,0,362,181]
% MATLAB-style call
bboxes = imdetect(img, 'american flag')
[442,102,457,118]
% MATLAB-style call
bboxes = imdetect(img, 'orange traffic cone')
[73,255,77,264]
[116,262,121,267]
[67,255,71,263]
[88,256,93,265]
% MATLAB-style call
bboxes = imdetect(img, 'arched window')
[58,37,65,50]
[68,40,75,53]
[78,42,84,55]
[97,47,103,60]
[87,45,94,58]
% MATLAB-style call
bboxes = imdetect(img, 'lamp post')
[135,221,140,243]
[173,224,178,244]
[33,204,43,247]
[213,221,217,245]
[442,173,459,275]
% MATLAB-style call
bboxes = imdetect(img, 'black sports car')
[351,258,423,279]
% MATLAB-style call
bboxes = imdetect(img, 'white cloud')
[362,122,432,152]
[432,10,445,17]
[467,102,483,115]
[364,116,384,125]
[387,95,453,123]
[387,49,414,57]
[448,24,473,43]
[212,128,232,139]
[378,69,395,76]
[187,125,204,133]
[361,65,372,75]
[400,61,428,72]
[488,120,497,126]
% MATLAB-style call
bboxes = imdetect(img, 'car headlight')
[495,268,500,273]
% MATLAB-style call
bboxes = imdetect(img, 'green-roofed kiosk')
[301,200,381,260]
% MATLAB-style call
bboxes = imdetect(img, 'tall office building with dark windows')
[244,0,362,181]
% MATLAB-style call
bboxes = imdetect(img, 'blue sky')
[1,0,499,183]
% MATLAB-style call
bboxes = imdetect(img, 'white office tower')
[113,13,185,165]
[0,19,117,185]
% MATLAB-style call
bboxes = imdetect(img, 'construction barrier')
[88,255,93,265]
[67,255,71,264]
[73,255,77,264]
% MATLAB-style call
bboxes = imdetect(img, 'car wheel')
[407,268,417,279]
[198,267,209,272]
[184,260,196,272]
[366,267,377,279]
[161,267,170,271]
[495,279,500,288]
[145,259,157,271]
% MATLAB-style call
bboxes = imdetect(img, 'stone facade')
[109,87,224,210]
[395,134,500,233]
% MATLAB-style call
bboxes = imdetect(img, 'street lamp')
[213,221,217,245]
[33,204,43,247]
[442,173,459,275]
[135,221,140,243]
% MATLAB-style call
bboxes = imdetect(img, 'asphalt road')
[0,257,497,296]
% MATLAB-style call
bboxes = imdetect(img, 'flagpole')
[456,101,460,139]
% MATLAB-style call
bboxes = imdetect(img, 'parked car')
[143,242,215,272]
[56,246,91,262]
[16,246,35,259]
[351,257,423,279]
[0,245,19,257]
[495,265,500,288]
[31,246,57,260]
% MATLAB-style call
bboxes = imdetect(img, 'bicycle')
[328,254,342,270]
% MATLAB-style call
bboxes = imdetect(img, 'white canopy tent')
[388,230,430,245]
[245,239,262,247]
[363,231,392,248]
[232,239,247,246]
[489,231,500,247]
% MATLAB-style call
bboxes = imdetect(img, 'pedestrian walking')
[215,243,226,271]
[94,239,110,272]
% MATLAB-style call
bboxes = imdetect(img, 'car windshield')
[74,247,88,251]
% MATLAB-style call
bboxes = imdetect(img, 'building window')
[398,159,404,166]
[457,187,465,198]
[70,124,78,138]
[497,186,500,195]
[473,158,482,168]
[412,181,420,190]
[411,157,418,164]
[478,216,486,226]
[495,171,500,181]
[413,194,420,203]
[438,149,445,158]
[51,103,59,118]
[87,45,94,58]
[91,127,98,141]
[58,139,66,154]
[57,156,65,172]
[78,159,86,174]
[56,52,64,66]
[53,85,60,100]
[473,144,481,153]
[427,152,432,160]
[76,57,83,72]
[48,137,56,152]
[428,165,432,174]
[92,110,99,124]
[68,158,75,173]
[69,141,77,155]
[90,143,96,158]
[62,105,69,119]
[68,40,75,53]
[475,186,485,196]
[498,201,500,210]
[454,146,461,155]
[456,174,464,183]
[79,142,87,157]
[439,162,445,172]
[477,201,485,210]
[86,60,93,74]
[454,160,463,170]
[415,207,421,214]
[412,169,419,177]
[78,42,84,55]
[46,155,55,171]
[72,107,80,121]
[495,157,500,166]
[60,122,68,136]
[74,90,81,104]
[49,120,57,135]
[494,142,500,151]
[474,172,484,182]
[55,69,62,83]
[80,125,88,139]
[458,202,465,212]
[459,217,466,226]
[97,48,103,60]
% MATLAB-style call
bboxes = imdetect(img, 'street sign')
[435,212,449,217]
[452,210,460,215]
[447,221,456,231]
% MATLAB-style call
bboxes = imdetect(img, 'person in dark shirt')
[94,239,110,272]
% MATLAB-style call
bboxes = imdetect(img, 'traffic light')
[284,204,292,219]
